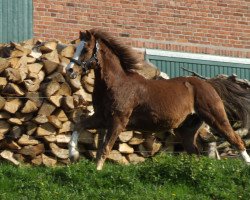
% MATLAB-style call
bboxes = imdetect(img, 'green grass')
[0,154,249,200]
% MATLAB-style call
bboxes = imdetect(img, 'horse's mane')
[89,29,141,71]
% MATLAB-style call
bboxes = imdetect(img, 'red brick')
[33,0,249,58]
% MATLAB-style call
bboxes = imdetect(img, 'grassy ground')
[0,154,249,200]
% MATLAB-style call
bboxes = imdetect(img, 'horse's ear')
[79,31,84,40]
[85,30,92,41]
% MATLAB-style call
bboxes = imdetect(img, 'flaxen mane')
[89,29,141,71]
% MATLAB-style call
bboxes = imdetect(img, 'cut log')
[18,143,45,158]
[18,134,40,146]
[118,143,134,154]
[8,57,19,68]
[2,83,25,96]
[119,131,133,143]
[26,57,36,64]
[68,76,82,90]
[47,115,62,129]
[11,42,31,55]
[74,87,92,102]
[83,83,94,93]
[32,114,48,124]
[8,118,22,125]
[12,56,28,72]
[0,150,20,165]
[40,41,58,53]
[25,121,38,135]
[53,109,68,122]
[0,77,7,90]
[13,153,25,163]
[62,96,74,110]
[0,57,10,73]
[60,45,75,58]
[29,48,42,59]
[126,153,145,164]
[107,150,129,165]
[27,63,43,74]
[82,75,94,86]
[49,143,69,159]
[0,140,21,150]
[21,100,38,113]
[38,70,45,82]
[55,82,72,96]
[43,135,57,143]
[31,155,43,166]
[42,60,59,75]
[0,96,6,110]
[0,120,10,135]
[10,50,25,58]
[128,133,144,145]
[16,112,34,122]
[3,98,22,113]
[143,135,162,156]
[26,92,43,107]
[38,101,56,116]
[56,134,71,143]
[0,112,11,119]
[58,121,74,133]
[48,95,63,107]
[24,79,41,92]
[42,154,57,167]
[46,72,65,83]
[5,68,22,83]
[36,123,57,136]
[10,126,22,140]
[44,81,60,97]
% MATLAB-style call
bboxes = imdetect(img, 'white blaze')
[66,41,86,70]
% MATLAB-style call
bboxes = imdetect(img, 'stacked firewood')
[0,39,249,166]
[0,39,177,166]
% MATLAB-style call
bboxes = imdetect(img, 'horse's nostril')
[67,68,73,73]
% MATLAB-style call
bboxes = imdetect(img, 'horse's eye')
[82,48,88,54]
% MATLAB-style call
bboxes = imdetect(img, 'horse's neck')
[98,46,126,88]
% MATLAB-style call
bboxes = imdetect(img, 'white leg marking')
[240,149,250,163]
[68,131,80,162]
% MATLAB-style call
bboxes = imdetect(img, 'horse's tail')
[208,78,250,129]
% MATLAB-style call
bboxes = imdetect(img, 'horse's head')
[66,30,99,79]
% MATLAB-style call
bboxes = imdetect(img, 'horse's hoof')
[96,160,104,171]
[69,150,80,163]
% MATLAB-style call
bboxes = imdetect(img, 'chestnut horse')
[66,29,250,170]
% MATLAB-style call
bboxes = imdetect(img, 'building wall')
[33,0,250,58]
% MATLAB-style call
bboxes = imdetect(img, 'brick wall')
[33,0,250,58]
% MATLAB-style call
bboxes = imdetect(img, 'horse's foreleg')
[96,112,131,170]
[68,113,105,162]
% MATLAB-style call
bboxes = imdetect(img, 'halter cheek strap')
[71,41,100,73]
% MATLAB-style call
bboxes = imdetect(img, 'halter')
[70,41,100,75]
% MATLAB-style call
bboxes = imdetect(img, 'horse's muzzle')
[66,68,78,79]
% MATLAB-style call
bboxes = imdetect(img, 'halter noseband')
[70,41,100,74]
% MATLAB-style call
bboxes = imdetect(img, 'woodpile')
[0,39,176,166]
[0,39,249,166]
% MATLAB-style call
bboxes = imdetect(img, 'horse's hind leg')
[175,117,203,154]
[196,101,250,164]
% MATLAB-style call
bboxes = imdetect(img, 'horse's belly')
[128,110,175,132]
